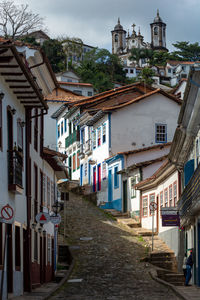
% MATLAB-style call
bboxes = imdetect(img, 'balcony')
[85,139,92,155]
[79,144,85,159]
[8,149,23,194]
[178,162,200,224]
[65,130,80,148]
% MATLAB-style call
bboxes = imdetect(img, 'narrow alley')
[50,193,180,300]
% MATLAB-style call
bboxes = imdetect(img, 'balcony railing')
[8,149,23,192]
[65,130,80,148]
[178,163,200,219]
[79,143,85,159]
[85,139,92,154]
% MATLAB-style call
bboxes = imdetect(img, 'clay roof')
[135,159,172,189]
[59,81,93,87]
[117,142,172,156]
[45,87,86,102]
[167,60,200,66]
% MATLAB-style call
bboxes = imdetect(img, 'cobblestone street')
[50,193,180,300]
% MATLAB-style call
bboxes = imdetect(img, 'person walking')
[182,253,187,279]
[185,250,193,286]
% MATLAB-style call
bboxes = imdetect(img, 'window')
[154,26,158,35]
[61,121,64,135]
[34,109,38,152]
[115,34,118,42]
[102,162,107,180]
[102,124,106,143]
[130,69,134,74]
[43,174,46,206]
[17,120,23,152]
[34,164,38,216]
[174,182,177,206]
[40,171,43,207]
[169,185,173,207]
[47,237,51,263]
[64,119,67,132]
[93,130,96,149]
[73,90,82,95]
[155,124,167,143]
[77,151,80,169]
[88,91,93,96]
[125,69,128,73]
[85,163,88,177]
[97,164,101,191]
[15,226,21,269]
[142,196,148,216]
[0,223,2,265]
[0,99,2,151]
[47,177,50,207]
[97,127,101,146]
[149,193,155,215]
[51,181,54,206]
[164,188,168,207]
[73,153,76,172]
[114,166,119,188]
[57,124,60,138]
[69,122,72,134]
[160,191,163,208]
[130,177,137,198]
[168,68,171,73]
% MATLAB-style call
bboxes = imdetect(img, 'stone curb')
[43,258,75,300]
[149,270,188,300]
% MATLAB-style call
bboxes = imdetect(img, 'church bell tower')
[111,18,126,54]
[150,10,167,51]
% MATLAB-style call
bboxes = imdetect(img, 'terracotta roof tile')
[45,87,86,102]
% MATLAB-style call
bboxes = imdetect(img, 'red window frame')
[149,193,155,215]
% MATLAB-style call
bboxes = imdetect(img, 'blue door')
[108,169,112,202]
[198,222,200,286]
[80,164,83,186]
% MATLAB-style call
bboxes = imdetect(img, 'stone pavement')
[49,193,181,300]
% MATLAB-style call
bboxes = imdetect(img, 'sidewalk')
[10,262,74,300]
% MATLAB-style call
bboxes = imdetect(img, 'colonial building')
[111,10,167,67]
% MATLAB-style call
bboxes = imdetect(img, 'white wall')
[111,93,180,153]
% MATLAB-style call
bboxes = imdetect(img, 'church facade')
[111,10,167,67]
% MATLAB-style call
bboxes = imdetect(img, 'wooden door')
[123,180,127,212]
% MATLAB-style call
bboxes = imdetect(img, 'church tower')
[111,18,126,54]
[150,10,167,51]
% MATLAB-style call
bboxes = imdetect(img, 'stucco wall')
[111,94,180,153]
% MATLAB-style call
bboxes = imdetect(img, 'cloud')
[14,0,200,52]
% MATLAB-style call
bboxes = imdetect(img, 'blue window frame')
[97,127,101,147]
[93,130,96,149]
[57,124,60,138]
[61,121,63,135]
[102,123,106,144]
[64,119,67,132]
[155,124,167,143]
[114,166,119,189]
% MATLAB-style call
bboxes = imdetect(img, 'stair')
[157,269,185,286]
[149,252,177,272]
[104,209,129,217]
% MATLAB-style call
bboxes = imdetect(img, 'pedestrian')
[182,253,187,279]
[185,250,193,286]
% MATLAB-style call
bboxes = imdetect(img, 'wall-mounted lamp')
[43,229,47,236]
[21,121,26,127]
[38,227,42,233]
[31,223,36,229]
[11,108,16,115]
[0,91,4,99]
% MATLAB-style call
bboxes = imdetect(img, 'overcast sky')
[15,0,199,52]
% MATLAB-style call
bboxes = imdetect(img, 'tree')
[75,48,127,93]
[61,36,84,70]
[0,0,45,39]
[42,39,66,73]
[139,67,155,86]
[171,41,200,61]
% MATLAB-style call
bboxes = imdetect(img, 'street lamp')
[52,201,61,216]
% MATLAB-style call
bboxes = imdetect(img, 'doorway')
[123,180,127,213]
[7,224,13,293]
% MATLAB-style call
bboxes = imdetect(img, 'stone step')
[150,252,175,258]
[157,272,185,286]
[151,261,177,272]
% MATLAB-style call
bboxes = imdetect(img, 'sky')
[14,0,200,52]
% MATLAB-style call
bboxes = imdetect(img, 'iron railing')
[8,149,23,187]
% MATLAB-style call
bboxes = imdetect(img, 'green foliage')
[75,48,127,93]
[171,41,200,61]
[42,39,66,73]
[140,67,155,86]
[20,36,40,46]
